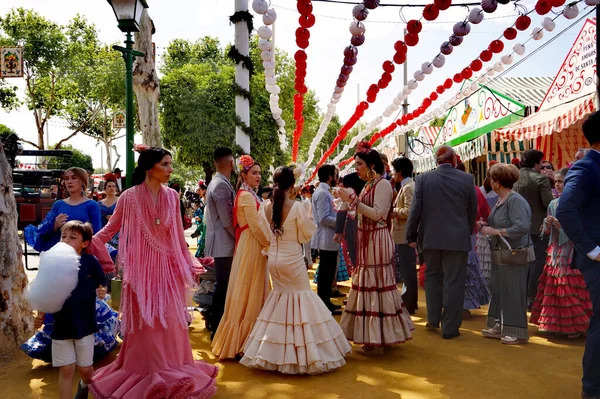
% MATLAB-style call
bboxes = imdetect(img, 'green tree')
[47,144,94,172]
[430,116,445,127]
[0,80,19,110]
[0,123,16,138]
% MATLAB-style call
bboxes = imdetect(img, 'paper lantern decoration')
[489,39,504,53]
[405,33,419,46]
[299,14,316,29]
[461,67,473,79]
[383,61,395,73]
[258,39,272,51]
[535,0,553,15]
[468,8,484,25]
[407,20,423,35]
[351,34,366,46]
[444,78,453,89]
[433,54,446,68]
[453,73,463,83]
[481,0,498,13]
[381,72,392,83]
[252,0,269,15]
[503,27,517,40]
[267,85,281,94]
[407,79,418,90]
[257,26,273,40]
[513,43,526,55]
[449,35,464,46]
[343,46,358,58]
[542,17,556,31]
[261,50,273,61]
[480,49,493,61]
[338,73,350,83]
[531,27,544,40]
[263,60,275,70]
[394,40,407,53]
[423,4,440,21]
[353,4,369,20]
[515,15,531,31]
[430,92,439,101]
[264,68,275,78]
[414,70,425,81]
[344,57,358,66]
[453,22,471,37]
[364,0,381,9]
[393,52,407,64]
[470,59,483,71]
[334,86,344,93]
[342,65,353,75]
[266,77,277,86]
[441,42,453,55]
[501,54,514,65]
[263,8,277,25]
[434,0,452,10]
[563,4,579,20]
[402,86,412,95]
[493,62,504,72]
[421,62,434,75]
[349,21,366,36]
[487,68,496,76]
[478,74,489,83]
[332,92,342,100]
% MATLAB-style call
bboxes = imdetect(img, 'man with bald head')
[406,145,478,339]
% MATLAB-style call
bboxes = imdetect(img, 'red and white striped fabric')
[420,126,440,146]
[494,93,596,142]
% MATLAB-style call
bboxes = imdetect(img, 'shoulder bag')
[491,235,529,266]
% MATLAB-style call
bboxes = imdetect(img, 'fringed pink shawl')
[93,183,204,333]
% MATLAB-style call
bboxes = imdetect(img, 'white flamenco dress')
[240,200,352,374]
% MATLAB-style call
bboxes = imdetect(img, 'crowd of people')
[19,110,600,398]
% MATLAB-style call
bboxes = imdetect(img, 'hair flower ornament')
[238,155,256,172]
[288,162,306,180]
[133,143,150,153]
[356,140,373,154]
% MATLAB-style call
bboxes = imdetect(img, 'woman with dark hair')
[212,155,270,359]
[88,146,218,398]
[240,166,351,374]
[338,142,414,355]
[98,178,120,263]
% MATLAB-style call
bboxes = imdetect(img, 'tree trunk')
[0,141,33,358]
[133,9,162,148]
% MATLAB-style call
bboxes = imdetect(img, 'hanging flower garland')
[291,0,317,162]
[253,0,288,151]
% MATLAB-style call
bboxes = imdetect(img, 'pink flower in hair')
[238,155,255,172]
[133,143,150,153]
[356,141,372,154]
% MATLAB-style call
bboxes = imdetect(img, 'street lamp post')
[107,0,147,189]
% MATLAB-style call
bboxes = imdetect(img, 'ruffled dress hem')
[212,319,255,360]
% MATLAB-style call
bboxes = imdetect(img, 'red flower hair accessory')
[356,140,373,154]
[198,179,205,186]
[133,143,149,153]
[238,155,256,172]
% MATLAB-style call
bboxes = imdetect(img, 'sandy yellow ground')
[0,275,585,399]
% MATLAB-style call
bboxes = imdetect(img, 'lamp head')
[107,0,149,33]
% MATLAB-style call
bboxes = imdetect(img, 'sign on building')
[113,111,126,129]
[1,47,23,78]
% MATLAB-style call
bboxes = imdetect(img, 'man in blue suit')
[556,111,600,399]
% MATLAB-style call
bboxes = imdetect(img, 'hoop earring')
[367,169,375,181]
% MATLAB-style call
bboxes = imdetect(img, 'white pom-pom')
[493,62,504,72]
[407,79,418,90]
[261,50,273,61]
[393,97,403,105]
[252,0,269,15]
[585,0,600,6]
[334,86,344,93]
[403,87,412,95]
[478,75,489,83]
[414,70,425,81]
[266,77,277,86]
[383,108,393,117]
[542,17,555,32]
[263,8,277,25]
[531,27,544,41]
[257,26,273,40]
[332,92,342,100]
[563,4,579,20]
[264,68,275,78]
[26,242,81,313]
[349,21,366,36]
[468,8,484,24]
[258,38,272,51]
[263,60,275,70]
[421,62,434,75]
[501,54,513,65]
[433,54,446,68]
[513,43,526,56]
[453,21,471,37]
[266,84,280,94]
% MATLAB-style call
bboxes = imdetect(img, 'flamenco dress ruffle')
[530,242,593,335]
[240,290,351,375]
[475,232,492,285]
[464,241,490,309]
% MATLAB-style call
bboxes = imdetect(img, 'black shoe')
[74,381,89,399]
[331,289,347,298]
[331,309,343,316]
[425,322,440,329]
[442,331,460,340]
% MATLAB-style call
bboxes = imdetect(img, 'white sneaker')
[500,335,528,345]
[481,323,502,339]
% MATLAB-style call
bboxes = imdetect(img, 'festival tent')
[494,18,597,169]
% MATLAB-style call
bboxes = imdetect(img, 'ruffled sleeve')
[240,191,269,247]
[25,201,61,252]
[297,200,317,244]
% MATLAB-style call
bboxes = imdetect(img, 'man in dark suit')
[512,149,554,308]
[556,112,600,399]
[406,146,477,339]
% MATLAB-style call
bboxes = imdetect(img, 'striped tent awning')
[486,77,553,108]
[494,92,596,142]
[413,134,487,174]
[420,126,440,146]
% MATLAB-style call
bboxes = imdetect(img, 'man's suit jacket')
[513,167,554,234]
[556,150,600,270]
[392,178,415,244]
[204,172,236,258]
[311,183,340,252]
[405,164,477,252]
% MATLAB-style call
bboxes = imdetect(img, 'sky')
[0,0,589,171]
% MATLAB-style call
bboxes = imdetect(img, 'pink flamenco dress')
[88,183,218,399]
[530,198,593,336]
[340,177,414,347]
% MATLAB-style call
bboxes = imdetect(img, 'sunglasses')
[540,165,553,170]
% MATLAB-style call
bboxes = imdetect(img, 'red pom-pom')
[394,40,407,53]
[295,28,310,41]
[470,59,483,71]
[358,101,369,111]
[535,0,552,15]
[503,27,517,40]
[461,67,473,80]
[405,33,419,47]
[296,38,309,49]
[294,50,307,62]
[515,15,531,31]
[444,78,453,89]
[480,49,493,62]
[299,14,316,29]
[434,0,452,10]
[430,92,439,101]
[422,4,440,21]
[436,85,445,94]
[381,72,392,83]
[453,73,463,83]
[393,52,407,64]
[377,79,389,89]
[423,98,432,107]
[367,84,379,95]
[489,39,504,54]
[407,20,423,34]
[382,60,395,73]
[297,2,313,15]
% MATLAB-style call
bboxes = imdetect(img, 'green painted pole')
[125,31,134,189]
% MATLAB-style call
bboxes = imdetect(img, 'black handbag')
[491,235,529,266]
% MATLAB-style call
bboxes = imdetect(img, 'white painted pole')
[235,0,251,153]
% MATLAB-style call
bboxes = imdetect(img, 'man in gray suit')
[204,147,236,339]
[512,149,553,308]
[406,146,477,339]
[311,164,342,315]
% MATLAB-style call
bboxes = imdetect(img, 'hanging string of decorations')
[291,0,317,162]
[303,0,381,172]
[253,0,288,151]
